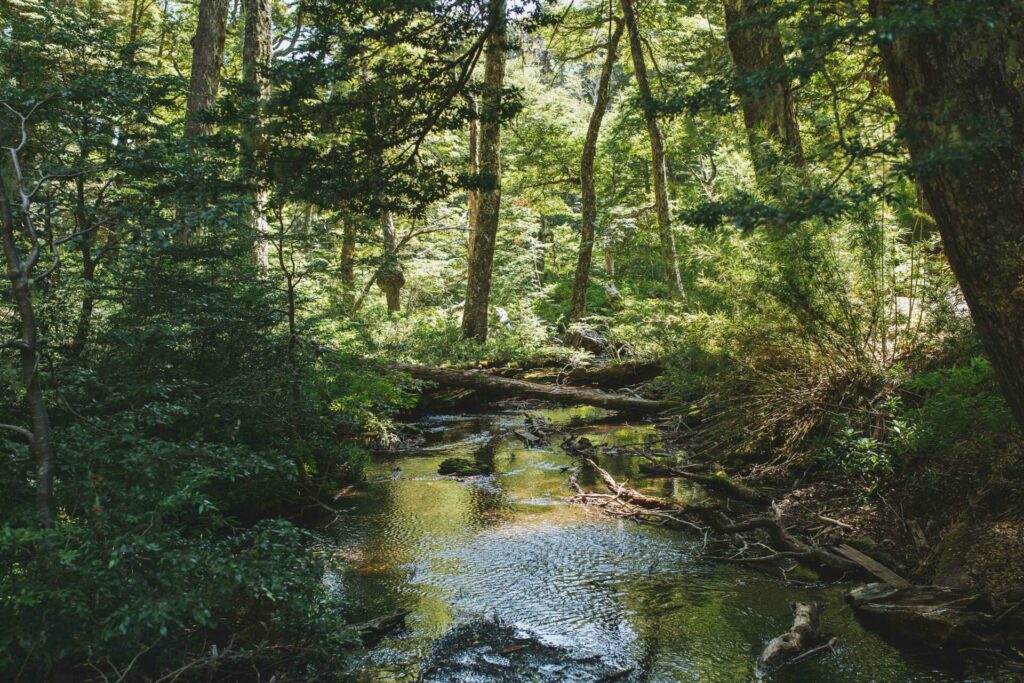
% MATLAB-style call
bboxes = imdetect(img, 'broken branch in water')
[572,459,860,574]
[757,602,830,675]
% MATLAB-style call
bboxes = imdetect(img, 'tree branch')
[0,423,33,442]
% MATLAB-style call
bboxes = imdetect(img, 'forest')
[2,0,1023,680]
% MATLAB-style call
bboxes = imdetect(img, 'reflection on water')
[328,405,977,682]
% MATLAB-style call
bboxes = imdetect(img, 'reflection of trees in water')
[615,572,747,681]
[468,434,512,528]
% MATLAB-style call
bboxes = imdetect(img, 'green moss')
[438,458,492,477]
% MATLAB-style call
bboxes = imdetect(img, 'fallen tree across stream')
[393,363,675,414]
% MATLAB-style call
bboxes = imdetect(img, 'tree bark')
[340,215,356,309]
[0,163,57,529]
[184,0,229,137]
[723,0,803,185]
[70,175,96,356]
[570,18,624,322]
[870,0,1024,429]
[467,94,480,262]
[377,209,404,312]
[462,0,507,341]
[620,0,683,299]
[177,0,229,245]
[243,0,272,271]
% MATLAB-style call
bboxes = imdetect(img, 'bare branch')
[0,423,33,442]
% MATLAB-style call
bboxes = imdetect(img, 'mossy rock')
[438,458,492,477]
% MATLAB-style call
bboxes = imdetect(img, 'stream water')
[327,404,997,682]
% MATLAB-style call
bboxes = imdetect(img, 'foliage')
[2,0,1022,678]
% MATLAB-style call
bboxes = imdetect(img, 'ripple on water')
[333,409,994,683]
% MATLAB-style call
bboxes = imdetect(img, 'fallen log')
[351,609,412,644]
[833,544,910,588]
[757,602,828,674]
[521,361,663,388]
[847,583,994,647]
[579,460,859,573]
[586,458,683,511]
[394,363,674,413]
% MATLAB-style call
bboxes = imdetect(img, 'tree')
[870,0,1024,429]
[184,0,229,138]
[462,0,507,341]
[466,92,480,262]
[620,0,683,299]
[722,0,803,185]
[176,0,229,246]
[1,103,59,529]
[243,0,272,271]
[570,16,624,322]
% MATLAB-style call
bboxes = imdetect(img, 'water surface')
[328,405,994,682]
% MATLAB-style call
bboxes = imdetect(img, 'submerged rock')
[438,457,492,477]
[418,618,635,682]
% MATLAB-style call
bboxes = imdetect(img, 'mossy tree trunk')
[462,0,507,341]
[570,17,624,322]
[870,0,1024,429]
[243,0,272,272]
[177,0,229,244]
[621,0,683,300]
[184,0,229,138]
[722,0,803,186]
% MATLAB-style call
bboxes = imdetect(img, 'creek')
[328,403,986,682]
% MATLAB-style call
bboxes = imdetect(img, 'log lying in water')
[847,583,994,647]
[758,602,830,674]
[580,460,859,574]
[394,364,675,413]
[351,609,412,644]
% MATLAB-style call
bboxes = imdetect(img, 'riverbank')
[397,358,1024,676]
[329,400,1019,680]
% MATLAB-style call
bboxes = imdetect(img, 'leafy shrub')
[893,357,1016,458]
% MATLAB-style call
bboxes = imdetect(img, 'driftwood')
[576,460,859,574]
[833,544,910,587]
[847,583,994,647]
[757,602,829,674]
[395,363,674,413]
[351,609,411,644]
[586,458,684,511]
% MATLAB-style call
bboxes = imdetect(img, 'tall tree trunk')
[377,209,404,312]
[177,0,229,245]
[462,0,507,341]
[340,215,356,310]
[570,17,624,322]
[70,174,96,356]
[243,0,272,271]
[620,0,683,300]
[467,94,480,262]
[870,0,1024,428]
[359,59,405,312]
[0,168,57,529]
[184,0,228,137]
[723,0,803,185]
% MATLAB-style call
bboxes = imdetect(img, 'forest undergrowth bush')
[1,240,408,679]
